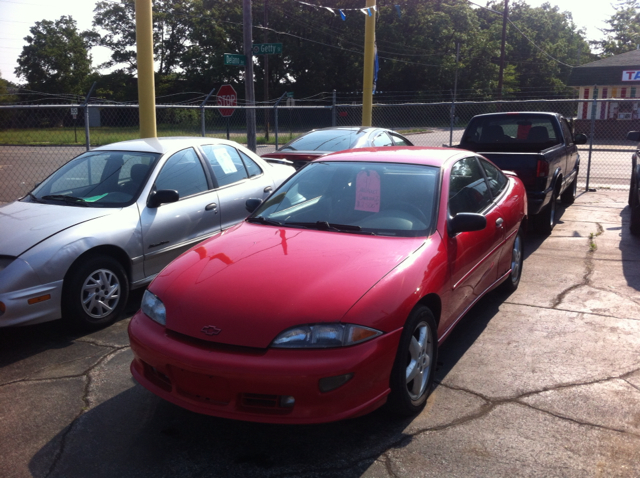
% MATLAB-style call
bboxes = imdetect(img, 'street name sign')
[252,43,283,55]
[224,53,246,66]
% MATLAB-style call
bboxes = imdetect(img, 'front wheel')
[62,255,129,331]
[387,306,437,416]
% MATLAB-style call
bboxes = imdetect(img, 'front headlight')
[271,323,382,348]
[141,290,166,326]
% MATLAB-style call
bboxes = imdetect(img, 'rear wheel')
[62,255,129,331]
[561,170,578,205]
[387,306,437,416]
[497,227,524,293]
[630,176,640,236]
[535,187,559,235]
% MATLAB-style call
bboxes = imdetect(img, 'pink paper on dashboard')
[355,170,381,212]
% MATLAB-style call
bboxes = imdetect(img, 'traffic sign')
[224,53,246,66]
[70,107,78,119]
[252,43,283,55]
[216,84,237,117]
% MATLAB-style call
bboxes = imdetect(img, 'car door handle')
[496,217,504,227]
[264,186,273,193]
[205,203,217,211]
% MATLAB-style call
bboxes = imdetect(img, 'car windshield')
[30,151,161,207]
[250,161,439,237]
[281,130,365,152]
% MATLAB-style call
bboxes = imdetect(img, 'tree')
[14,16,93,94]
[593,0,640,56]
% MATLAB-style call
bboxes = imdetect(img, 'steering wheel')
[386,201,429,225]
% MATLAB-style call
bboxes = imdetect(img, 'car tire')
[535,187,559,235]
[62,255,129,331]
[630,177,640,236]
[497,226,524,294]
[561,171,578,205]
[387,306,437,416]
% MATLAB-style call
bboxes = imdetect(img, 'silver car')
[0,137,294,330]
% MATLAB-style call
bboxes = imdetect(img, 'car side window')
[239,150,263,178]
[372,132,394,147]
[155,148,208,199]
[560,118,574,144]
[390,133,411,146]
[479,158,508,198]
[201,144,249,187]
[448,157,492,216]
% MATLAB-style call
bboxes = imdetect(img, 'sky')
[0,0,620,86]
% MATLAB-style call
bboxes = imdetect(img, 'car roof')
[317,146,470,167]
[90,137,244,155]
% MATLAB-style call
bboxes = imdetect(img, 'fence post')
[82,82,96,151]
[332,89,337,126]
[201,87,216,137]
[586,86,597,192]
[449,42,460,147]
[274,91,287,149]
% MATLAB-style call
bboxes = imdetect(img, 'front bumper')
[0,280,63,327]
[128,311,402,424]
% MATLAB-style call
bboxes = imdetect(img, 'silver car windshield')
[31,151,161,207]
[251,161,439,237]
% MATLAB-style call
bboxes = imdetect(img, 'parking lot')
[1,188,639,478]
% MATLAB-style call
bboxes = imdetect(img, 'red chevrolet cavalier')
[128,147,527,424]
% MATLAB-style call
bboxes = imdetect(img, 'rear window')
[281,130,363,152]
[460,114,561,152]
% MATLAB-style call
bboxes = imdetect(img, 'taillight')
[536,160,549,178]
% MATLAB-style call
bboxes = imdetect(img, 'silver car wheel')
[510,233,523,286]
[81,268,121,319]
[405,321,433,401]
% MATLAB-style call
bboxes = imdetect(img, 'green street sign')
[286,92,294,98]
[252,43,283,55]
[224,53,246,66]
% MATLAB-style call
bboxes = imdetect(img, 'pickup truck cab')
[458,112,587,233]
[625,131,640,236]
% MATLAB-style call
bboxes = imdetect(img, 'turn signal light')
[27,294,51,305]
[0,301,5,314]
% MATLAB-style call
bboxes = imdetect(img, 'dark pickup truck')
[458,112,587,233]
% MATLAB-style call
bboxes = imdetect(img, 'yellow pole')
[135,0,157,138]
[361,0,376,127]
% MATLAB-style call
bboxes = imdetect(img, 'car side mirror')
[245,198,263,213]
[449,213,487,235]
[148,189,179,208]
[627,131,640,142]
[574,133,588,145]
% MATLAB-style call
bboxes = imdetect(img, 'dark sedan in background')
[261,126,413,169]
[627,131,640,236]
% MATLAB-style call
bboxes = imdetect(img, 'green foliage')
[592,0,640,56]
[14,16,93,94]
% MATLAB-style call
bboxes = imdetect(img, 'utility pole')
[243,0,257,151]
[361,0,376,126]
[497,0,509,101]
[135,0,157,138]
[263,0,270,141]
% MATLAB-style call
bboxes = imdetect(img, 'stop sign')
[216,84,237,117]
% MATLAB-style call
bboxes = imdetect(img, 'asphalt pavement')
[1,188,639,478]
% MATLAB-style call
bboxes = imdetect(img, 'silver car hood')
[0,201,114,257]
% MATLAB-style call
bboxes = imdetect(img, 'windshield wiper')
[246,216,283,226]
[284,221,374,234]
[41,194,89,206]
[25,192,41,203]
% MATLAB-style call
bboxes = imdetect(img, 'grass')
[0,126,430,147]
[0,126,305,146]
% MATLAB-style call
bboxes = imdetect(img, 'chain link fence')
[1,98,637,204]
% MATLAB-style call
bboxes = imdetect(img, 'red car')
[128,147,527,424]
[261,126,413,170]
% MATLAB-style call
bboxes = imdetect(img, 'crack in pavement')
[43,345,130,478]
[503,300,640,321]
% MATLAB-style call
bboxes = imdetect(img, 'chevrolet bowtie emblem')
[201,325,222,336]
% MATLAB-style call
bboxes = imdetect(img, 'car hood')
[150,222,426,348]
[0,201,113,257]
